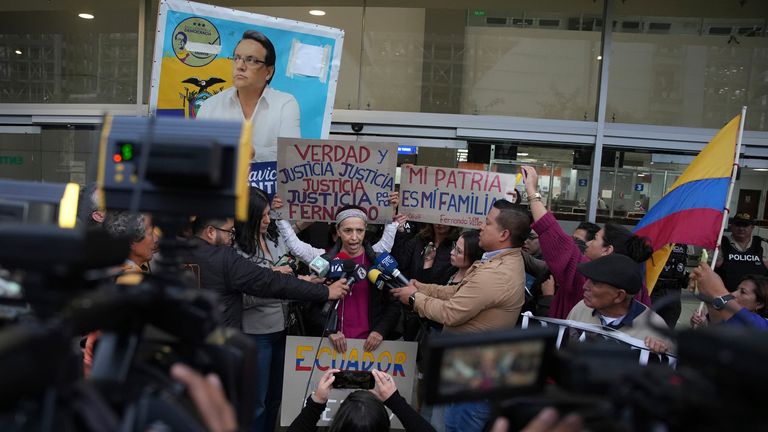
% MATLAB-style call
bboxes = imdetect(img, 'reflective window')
[219,3,603,120]
[609,6,768,131]
[0,126,97,185]
[0,4,139,103]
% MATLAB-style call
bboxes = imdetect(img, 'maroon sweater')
[532,212,651,319]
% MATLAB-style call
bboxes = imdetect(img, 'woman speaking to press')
[272,194,405,353]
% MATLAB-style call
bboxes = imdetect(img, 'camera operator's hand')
[327,278,350,300]
[391,281,418,305]
[171,363,237,432]
[311,368,340,404]
[370,369,396,402]
[491,407,581,432]
[643,336,669,354]
[364,331,384,352]
[329,331,347,353]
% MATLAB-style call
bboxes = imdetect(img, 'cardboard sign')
[280,337,418,429]
[399,165,519,228]
[249,161,277,197]
[275,138,398,223]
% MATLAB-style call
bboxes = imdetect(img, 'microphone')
[345,262,368,286]
[321,253,357,316]
[326,258,347,281]
[367,269,385,290]
[373,252,410,287]
[367,268,402,290]
[309,255,330,278]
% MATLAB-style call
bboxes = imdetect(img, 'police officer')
[715,213,768,292]
[651,243,689,329]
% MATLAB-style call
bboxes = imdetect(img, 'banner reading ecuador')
[275,138,398,224]
[281,337,417,429]
[400,165,519,229]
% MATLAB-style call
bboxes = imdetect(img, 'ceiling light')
[78,13,95,19]
[753,168,768,172]
[309,10,326,16]
[518,153,529,156]
[14,50,22,55]
[597,55,603,60]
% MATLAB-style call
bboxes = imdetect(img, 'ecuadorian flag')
[634,114,741,292]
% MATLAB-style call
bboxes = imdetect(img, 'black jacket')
[181,237,329,329]
[395,235,456,285]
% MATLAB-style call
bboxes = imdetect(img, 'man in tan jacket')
[391,199,527,432]
[392,200,527,333]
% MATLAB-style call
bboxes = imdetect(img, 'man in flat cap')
[566,254,673,353]
[715,213,768,292]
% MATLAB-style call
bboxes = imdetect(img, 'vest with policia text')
[717,236,768,292]
[657,244,688,290]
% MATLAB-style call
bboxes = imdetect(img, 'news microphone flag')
[373,252,410,286]
[309,255,330,278]
[367,268,385,290]
[633,112,743,293]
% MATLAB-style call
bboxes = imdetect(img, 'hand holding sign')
[399,165,522,228]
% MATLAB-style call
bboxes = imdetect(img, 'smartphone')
[332,371,375,389]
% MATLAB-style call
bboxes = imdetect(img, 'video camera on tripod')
[423,319,768,431]
[0,115,258,431]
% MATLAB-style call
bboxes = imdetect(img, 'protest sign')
[150,0,343,142]
[400,165,520,229]
[249,161,277,197]
[281,337,418,428]
[275,138,397,223]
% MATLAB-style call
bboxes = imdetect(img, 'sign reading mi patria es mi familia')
[399,165,520,229]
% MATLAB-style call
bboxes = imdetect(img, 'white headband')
[336,209,368,225]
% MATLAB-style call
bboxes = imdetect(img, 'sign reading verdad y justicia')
[275,138,397,224]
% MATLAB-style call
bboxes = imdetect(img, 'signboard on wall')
[149,0,343,141]
[399,165,519,229]
[280,337,418,428]
[275,138,398,223]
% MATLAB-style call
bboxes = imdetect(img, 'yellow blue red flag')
[634,114,741,292]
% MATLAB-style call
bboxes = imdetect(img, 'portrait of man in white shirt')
[196,30,301,162]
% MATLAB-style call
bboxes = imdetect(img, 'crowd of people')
[71,156,768,432]
[65,28,768,432]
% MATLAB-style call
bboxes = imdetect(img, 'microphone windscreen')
[367,268,383,283]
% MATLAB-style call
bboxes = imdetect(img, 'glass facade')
[607,2,768,130]
[1,0,767,224]
[0,3,139,104]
